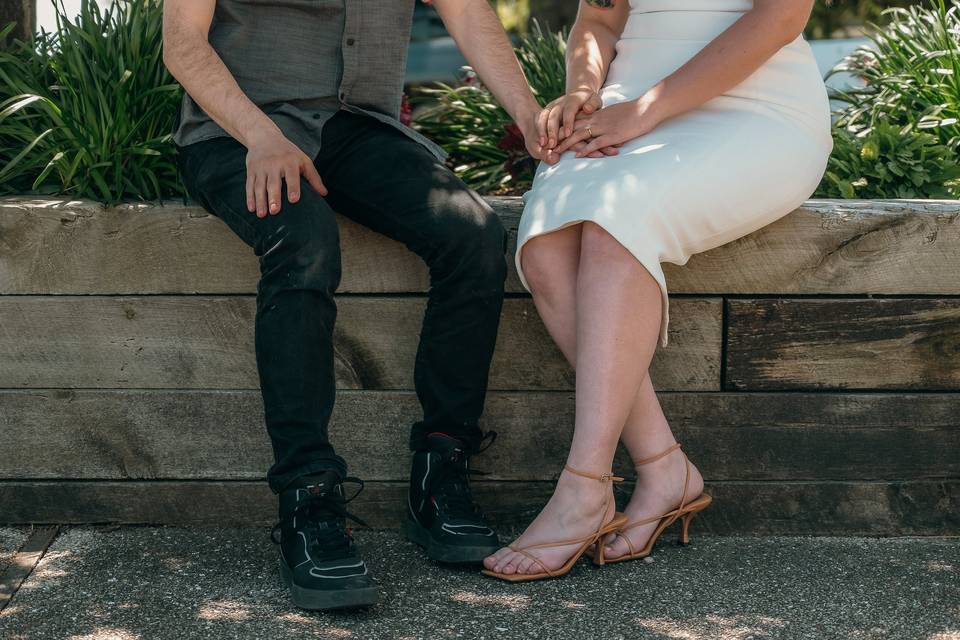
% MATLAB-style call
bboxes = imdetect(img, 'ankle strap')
[633,442,682,467]
[563,465,624,483]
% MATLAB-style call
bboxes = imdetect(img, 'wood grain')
[3,390,956,482]
[0,296,720,391]
[4,197,960,295]
[1,479,955,535]
[727,298,960,390]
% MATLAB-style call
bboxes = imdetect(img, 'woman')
[482,0,831,581]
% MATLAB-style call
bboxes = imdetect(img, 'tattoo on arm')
[586,0,616,7]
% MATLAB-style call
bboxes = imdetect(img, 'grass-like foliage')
[818,0,960,198]
[818,121,960,198]
[415,21,567,194]
[0,0,184,203]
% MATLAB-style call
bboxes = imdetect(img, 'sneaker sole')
[404,518,500,564]
[279,559,379,611]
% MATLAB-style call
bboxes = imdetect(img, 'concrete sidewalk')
[0,527,957,640]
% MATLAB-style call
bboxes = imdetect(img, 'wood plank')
[727,298,960,391]
[0,296,720,391]
[2,390,957,482]
[0,480,955,535]
[5,197,960,295]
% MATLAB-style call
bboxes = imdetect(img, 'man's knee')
[257,194,342,293]
[431,196,508,290]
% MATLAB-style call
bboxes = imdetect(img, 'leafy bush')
[831,1,960,148]
[414,21,566,194]
[0,0,183,203]
[817,122,960,198]
[805,0,925,39]
[822,0,960,198]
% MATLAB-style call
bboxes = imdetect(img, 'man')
[163,0,547,611]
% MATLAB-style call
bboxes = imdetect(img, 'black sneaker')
[405,432,500,563]
[273,470,378,610]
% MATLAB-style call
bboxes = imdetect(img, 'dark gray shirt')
[172,0,445,160]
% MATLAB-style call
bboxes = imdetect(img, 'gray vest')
[173,0,445,160]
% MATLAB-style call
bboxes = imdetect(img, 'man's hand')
[538,88,603,148]
[244,130,327,217]
[164,0,326,216]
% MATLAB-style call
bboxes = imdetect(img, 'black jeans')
[177,111,507,493]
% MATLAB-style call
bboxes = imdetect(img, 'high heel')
[600,443,711,564]
[481,466,628,582]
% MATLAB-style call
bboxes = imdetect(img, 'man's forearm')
[433,0,540,123]
[163,22,279,148]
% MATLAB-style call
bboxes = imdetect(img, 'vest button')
[346,38,355,46]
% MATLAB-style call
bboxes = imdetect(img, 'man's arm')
[162,0,325,217]
[430,0,547,158]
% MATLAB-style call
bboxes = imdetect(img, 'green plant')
[0,0,184,203]
[805,1,921,39]
[817,121,960,198]
[414,20,566,194]
[830,1,960,148]
[820,0,960,199]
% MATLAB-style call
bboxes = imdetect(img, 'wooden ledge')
[3,197,960,296]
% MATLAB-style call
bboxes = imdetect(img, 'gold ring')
[586,126,594,138]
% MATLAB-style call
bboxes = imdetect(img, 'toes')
[604,535,631,559]
[485,547,511,571]
[492,550,515,574]
[501,551,527,575]
[515,555,537,575]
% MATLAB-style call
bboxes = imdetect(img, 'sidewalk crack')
[0,525,60,614]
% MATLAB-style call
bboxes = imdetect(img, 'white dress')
[517,0,833,345]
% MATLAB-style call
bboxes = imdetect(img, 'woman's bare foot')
[483,469,616,576]
[602,450,705,560]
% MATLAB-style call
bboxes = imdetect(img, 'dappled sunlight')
[68,628,141,640]
[197,599,252,622]
[272,617,355,638]
[926,560,955,573]
[929,633,960,640]
[636,614,788,640]
[449,590,531,611]
[159,556,194,571]
[561,601,586,609]
[24,549,73,584]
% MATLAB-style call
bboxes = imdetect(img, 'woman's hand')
[537,88,603,149]
[553,92,668,158]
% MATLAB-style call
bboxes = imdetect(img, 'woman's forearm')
[565,17,620,94]
[643,1,813,122]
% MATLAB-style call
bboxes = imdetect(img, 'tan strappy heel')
[481,466,629,582]
[602,443,712,564]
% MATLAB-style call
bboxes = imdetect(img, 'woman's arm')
[538,0,629,149]
[558,0,815,156]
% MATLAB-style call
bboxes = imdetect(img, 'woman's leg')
[604,377,704,558]
[484,222,664,575]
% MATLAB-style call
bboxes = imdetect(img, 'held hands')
[538,90,667,160]
[245,130,327,217]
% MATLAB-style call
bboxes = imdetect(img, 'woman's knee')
[579,221,630,265]
[521,232,576,304]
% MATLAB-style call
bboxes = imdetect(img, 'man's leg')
[316,112,508,562]
[177,136,377,609]
[179,136,346,488]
